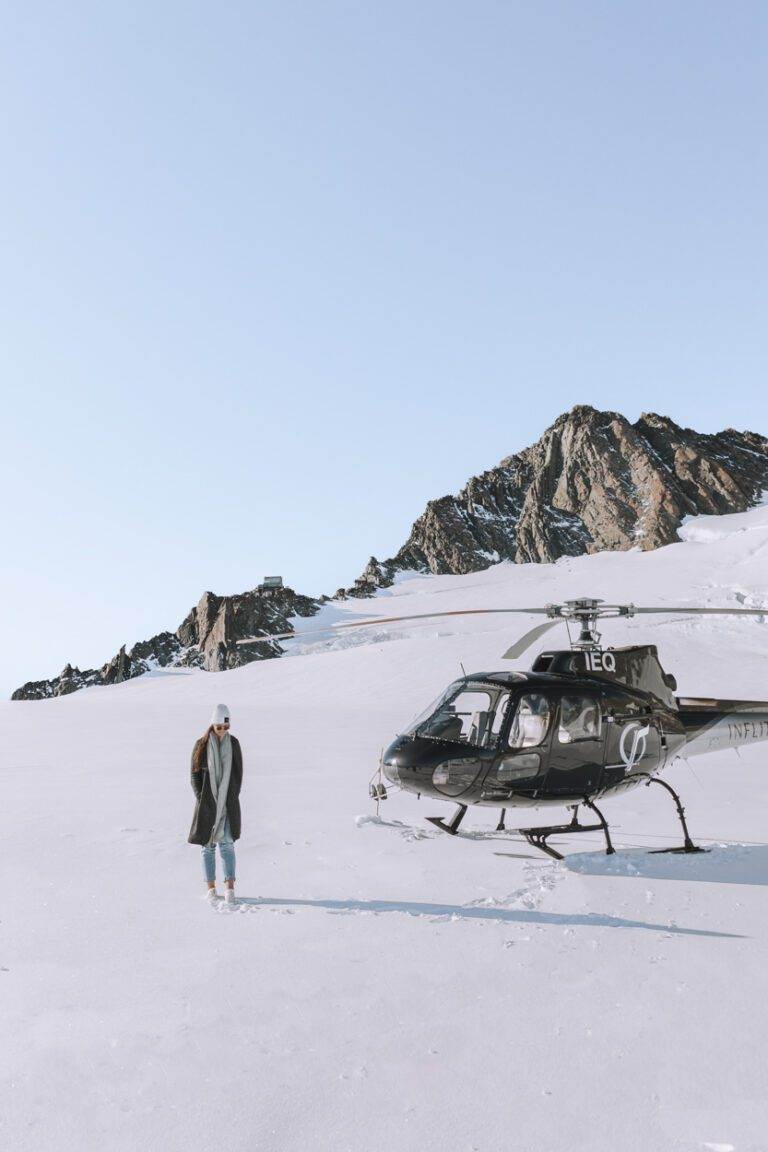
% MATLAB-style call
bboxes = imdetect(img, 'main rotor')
[236,595,764,661]
[544,598,638,651]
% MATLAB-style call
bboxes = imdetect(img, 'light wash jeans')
[201,815,236,884]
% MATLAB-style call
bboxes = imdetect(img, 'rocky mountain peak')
[339,406,768,597]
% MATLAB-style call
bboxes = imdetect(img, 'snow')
[678,499,768,545]
[3,504,768,1152]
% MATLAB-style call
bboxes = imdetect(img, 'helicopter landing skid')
[426,804,468,836]
[634,775,708,854]
[520,801,616,861]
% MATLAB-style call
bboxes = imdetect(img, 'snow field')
[2,504,768,1152]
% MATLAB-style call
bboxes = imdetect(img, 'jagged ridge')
[339,406,768,596]
[14,406,768,698]
[12,586,320,700]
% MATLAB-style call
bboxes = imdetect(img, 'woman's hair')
[192,726,215,771]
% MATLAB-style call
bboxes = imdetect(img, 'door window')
[558,696,601,744]
[508,694,552,749]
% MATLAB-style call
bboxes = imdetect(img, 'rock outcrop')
[12,587,320,700]
[176,586,320,672]
[12,663,102,701]
[340,406,768,595]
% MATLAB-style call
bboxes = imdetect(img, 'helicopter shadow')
[232,896,740,938]
[564,843,768,886]
[356,814,539,848]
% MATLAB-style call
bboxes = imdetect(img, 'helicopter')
[238,597,768,860]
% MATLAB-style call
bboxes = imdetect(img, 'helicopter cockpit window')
[558,696,601,744]
[508,694,552,749]
[404,681,464,737]
[406,683,511,750]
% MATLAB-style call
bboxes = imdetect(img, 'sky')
[1,0,767,698]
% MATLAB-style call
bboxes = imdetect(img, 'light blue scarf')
[206,731,232,846]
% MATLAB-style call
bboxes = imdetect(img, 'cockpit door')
[544,693,606,797]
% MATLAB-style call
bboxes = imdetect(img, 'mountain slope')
[13,406,768,698]
[343,406,768,595]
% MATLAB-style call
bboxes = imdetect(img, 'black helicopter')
[239,597,768,860]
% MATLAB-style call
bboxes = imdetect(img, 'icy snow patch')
[678,497,768,543]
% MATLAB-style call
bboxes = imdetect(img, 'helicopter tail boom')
[677,698,768,757]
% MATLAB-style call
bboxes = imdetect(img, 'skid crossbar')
[520,800,615,861]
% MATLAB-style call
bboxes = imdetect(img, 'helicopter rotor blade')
[235,601,767,651]
[632,607,766,617]
[501,619,563,660]
[236,607,550,648]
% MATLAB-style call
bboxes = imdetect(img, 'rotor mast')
[546,598,637,651]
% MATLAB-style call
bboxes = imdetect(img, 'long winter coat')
[188,735,243,845]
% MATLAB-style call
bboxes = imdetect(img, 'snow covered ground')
[3,504,768,1152]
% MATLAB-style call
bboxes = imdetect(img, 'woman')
[188,703,243,904]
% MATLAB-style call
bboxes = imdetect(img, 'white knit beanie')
[211,703,231,725]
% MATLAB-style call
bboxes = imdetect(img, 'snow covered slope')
[2,505,768,1152]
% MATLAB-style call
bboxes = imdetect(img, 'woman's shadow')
[231,894,740,938]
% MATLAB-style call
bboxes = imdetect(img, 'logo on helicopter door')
[619,722,650,770]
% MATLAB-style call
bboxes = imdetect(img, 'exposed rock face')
[11,633,192,701]
[128,632,186,671]
[343,406,768,594]
[177,587,320,672]
[12,588,320,699]
[12,663,102,701]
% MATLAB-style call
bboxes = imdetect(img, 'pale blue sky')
[2,1,767,697]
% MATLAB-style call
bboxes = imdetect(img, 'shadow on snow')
[565,843,768,887]
[230,895,741,938]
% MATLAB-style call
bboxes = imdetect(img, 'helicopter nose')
[382,737,438,793]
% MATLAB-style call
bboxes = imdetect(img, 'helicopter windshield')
[405,681,512,750]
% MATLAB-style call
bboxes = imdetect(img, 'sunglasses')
[214,722,230,730]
